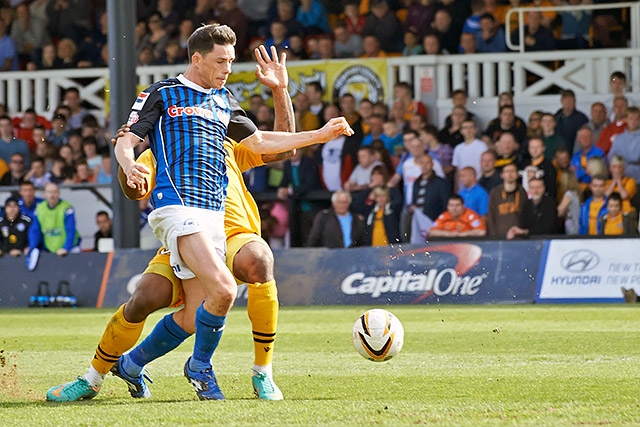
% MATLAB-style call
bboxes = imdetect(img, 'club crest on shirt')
[127,111,139,125]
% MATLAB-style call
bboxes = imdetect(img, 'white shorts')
[148,205,226,280]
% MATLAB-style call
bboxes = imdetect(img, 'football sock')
[90,304,145,376]
[84,366,104,388]
[124,313,191,377]
[247,280,278,368]
[189,303,226,373]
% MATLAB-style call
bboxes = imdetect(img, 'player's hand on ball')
[124,163,151,190]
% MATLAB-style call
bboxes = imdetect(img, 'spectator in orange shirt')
[605,154,637,214]
[430,194,486,238]
[393,81,428,123]
[599,192,638,236]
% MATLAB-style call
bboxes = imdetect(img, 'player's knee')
[233,241,274,283]
[124,274,172,323]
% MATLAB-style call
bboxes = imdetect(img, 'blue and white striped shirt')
[127,74,256,211]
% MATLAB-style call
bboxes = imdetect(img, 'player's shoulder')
[148,77,181,91]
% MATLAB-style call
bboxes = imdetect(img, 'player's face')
[197,44,235,89]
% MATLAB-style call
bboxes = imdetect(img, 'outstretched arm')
[241,118,354,154]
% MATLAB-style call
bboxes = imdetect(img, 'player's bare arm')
[114,132,150,189]
[254,46,295,134]
[262,150,296,163]
[241,118,354,154]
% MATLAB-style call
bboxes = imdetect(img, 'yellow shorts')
[142,233,266,307]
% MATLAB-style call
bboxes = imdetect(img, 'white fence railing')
[506,2,640,53]
[0,47,638,129]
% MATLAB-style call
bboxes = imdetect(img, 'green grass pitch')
[0,305,639,426]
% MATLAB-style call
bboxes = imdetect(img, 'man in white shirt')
[344,146,381,191]
[452,119,487,189]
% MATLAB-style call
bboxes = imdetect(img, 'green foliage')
[0,305,639,426]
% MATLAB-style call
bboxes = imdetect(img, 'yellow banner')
[226,58,388,109]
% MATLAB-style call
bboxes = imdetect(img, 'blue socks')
[122,313,191,377]
[188,303,226,373]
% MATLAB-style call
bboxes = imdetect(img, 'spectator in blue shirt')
[458,166,489,217]
[571,127,605,185]
[476,13,507,53]
[297,0,330,35]
[0,19,19,71]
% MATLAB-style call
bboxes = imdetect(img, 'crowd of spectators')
[0,0,637,254]
[0,0,630,71]
[258,71,640,248]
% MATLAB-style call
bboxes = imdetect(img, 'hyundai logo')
[560,250,599,273]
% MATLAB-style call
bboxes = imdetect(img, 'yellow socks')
[90,304,145,375]
[247,280,278,368]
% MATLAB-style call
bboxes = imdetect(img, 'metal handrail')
[505,2,640,53]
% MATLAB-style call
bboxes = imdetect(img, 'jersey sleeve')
[127,85,165,141]
[226,91,257,143]
[232,140,265,172]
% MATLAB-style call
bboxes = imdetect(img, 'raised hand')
[254,45,288,90]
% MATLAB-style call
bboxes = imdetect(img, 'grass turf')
[0,305,639,426]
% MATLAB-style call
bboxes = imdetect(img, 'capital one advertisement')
[263,241,542,306]
[536,239,639,303]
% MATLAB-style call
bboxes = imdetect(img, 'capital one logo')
[560,250,599,273]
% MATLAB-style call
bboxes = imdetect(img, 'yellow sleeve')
[233,141,265,173]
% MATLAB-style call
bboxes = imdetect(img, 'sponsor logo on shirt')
[132,92,149,111]
[167,105,215,120]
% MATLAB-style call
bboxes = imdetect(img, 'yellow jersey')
[129,138,264,237]
[223,138,264,237]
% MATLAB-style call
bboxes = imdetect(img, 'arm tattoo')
[273,88,295,133]
[262,149,296,164]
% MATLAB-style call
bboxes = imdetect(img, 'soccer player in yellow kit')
[46,45,352,402]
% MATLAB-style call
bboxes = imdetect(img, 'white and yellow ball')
[352,309,404,362]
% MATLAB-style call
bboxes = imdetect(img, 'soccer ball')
[352,309,404,362]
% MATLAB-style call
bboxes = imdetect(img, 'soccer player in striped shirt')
[114,24,352,400]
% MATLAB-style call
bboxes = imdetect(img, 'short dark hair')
[448,194,464,204]
[187,24,236,61]
[610,71,626,82]
[96,210,110,218]
[608,191,622,203]
[64,87,80,97]
[479,12,496,22]
[499,105,514,114]
[560,89,576,99]
[306,81,324,95]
